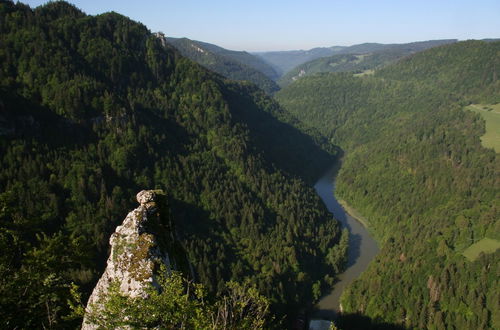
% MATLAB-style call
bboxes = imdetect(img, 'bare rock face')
[82,190,170,329]
[136,190,156,206]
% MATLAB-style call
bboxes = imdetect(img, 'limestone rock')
[82,190,170,329]
[136,190,156,205]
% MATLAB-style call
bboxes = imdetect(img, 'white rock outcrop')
[82,190,170,329]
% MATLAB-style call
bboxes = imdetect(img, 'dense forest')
[182,38,281,80]
[332,39,457,56]
[0,1,346,328]
[276,41,500,329]
[2,0,499,329]
[278,39,458,87]
[165,37,280,94]
[255,39,457,79]
[278,51,404,87]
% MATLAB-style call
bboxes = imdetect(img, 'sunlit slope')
[276,40,500,329]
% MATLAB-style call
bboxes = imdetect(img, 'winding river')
[311,167,379,320]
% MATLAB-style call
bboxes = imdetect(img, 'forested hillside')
[278,51,405,87]
[0,1,344,328]
[276,41,500,329]
[256,39,456,79]
[254,46,345,77]
[334,39,457,55]
[278,39,457,87]
[188,38,280,80]
[165,37,280,93]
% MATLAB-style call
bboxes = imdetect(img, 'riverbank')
[311,166,379,320]
[337,199,370,228]
[316,157,370,227]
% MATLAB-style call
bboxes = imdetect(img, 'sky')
[22,0,500,52]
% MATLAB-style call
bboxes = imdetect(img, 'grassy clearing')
[466,104,500,152]
[353,69,374,77]
[462,238,500,261]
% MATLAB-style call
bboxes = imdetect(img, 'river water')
[311,167,379,320]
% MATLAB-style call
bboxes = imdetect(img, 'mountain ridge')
[165,36,280,93]
[255,39,458,77]
[277,39,460,86]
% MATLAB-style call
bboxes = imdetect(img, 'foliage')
[166,37,280,93]
[81,270,271,329]
[257,39,456,79]
[254,47,340,77]
[278,50,407,88]
[212,280,271,329]
[0,0,343,327]
[186,37,280,80]
[276,40,500,329]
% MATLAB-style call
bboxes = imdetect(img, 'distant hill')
[335,39,457,55]
[253,46,345,77]
[256,39,457,78]
[278,39,458,87]
[165,37,280,93]
[276,40,500,329]
[191,39,280,80]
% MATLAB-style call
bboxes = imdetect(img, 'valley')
[276,40,500,329]
[0,2,342,327]
[0,1,499,329]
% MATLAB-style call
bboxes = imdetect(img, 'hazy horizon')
[22,0,500,52]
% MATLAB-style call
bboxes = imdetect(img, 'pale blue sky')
[23,0,500,51]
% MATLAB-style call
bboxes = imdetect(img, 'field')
[462,237,500,261]
[466,104,500,152]
[353,69,375,77]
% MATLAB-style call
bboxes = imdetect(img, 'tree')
[75,268,271,329]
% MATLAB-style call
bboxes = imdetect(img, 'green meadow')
[467,104,500,152]
[462,237,500,261]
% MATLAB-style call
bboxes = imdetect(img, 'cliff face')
[82,190,171,329]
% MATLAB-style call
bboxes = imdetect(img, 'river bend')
[312,167,379,320]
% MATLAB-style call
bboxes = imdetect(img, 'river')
[311,167,379,320]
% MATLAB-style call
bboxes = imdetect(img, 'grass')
[466,104,500,153]
[353,69,374,77]
[462,238,500,261]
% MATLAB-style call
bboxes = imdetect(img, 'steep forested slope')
[165,37,280,93]
[0,1,343,327]
[189,38,280,80]
[276,41,500,329]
